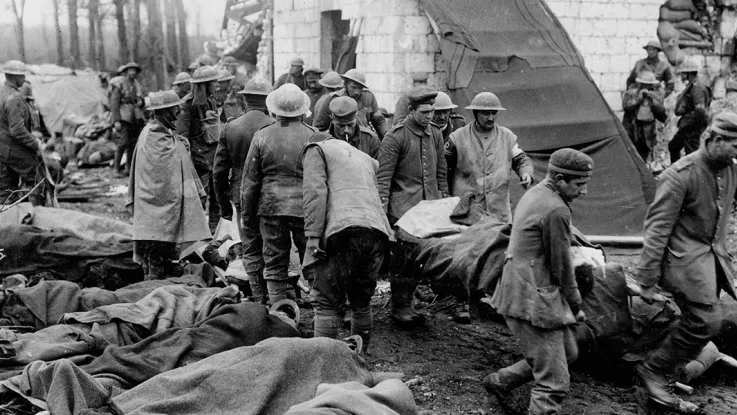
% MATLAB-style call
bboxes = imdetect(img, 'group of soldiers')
[2,51,737,415]
[621,39,711,165]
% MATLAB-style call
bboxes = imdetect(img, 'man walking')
[311,97,380,159]
[213,77,274,304]
[486,148,592,415]
[109,61,146,177]
[0,60,42,205]
[621,70,667,162]
[241,84,316,305]
[432,91,463,143]
[445,92,534,222]
[127,91,210,280]
[302,128,392,353]
[274,56,306,90]
[377,86,448,325]
[634,112,737,414]
[626,40,675,97]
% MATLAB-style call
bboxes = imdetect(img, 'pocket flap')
[667,246,687,258]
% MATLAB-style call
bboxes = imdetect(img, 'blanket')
[4,303,301,414]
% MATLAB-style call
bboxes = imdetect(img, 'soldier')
[310,97,380,159]
[486,148,592,415]
[669,60,711,164]
[634,112,737,414]
[392,72,429,126]
[221,56,249,121]
[621,71,667,162]
[213,77,274,304]
[376,86,449,325]
[303,67,325,124]
[626,40,675,97]
[0,60,42,205]
[311,71,343,121]
[175,65,222,233]
[274,56,306,90]
[302,125,392,353]
[432,91,462,143]
[171,72,192,99]
[445,92,534,221]
[312,69,388,139]
[109,61,146,177]
[221,56,249,92]
[127,91,210,280]
[241,84,317,304]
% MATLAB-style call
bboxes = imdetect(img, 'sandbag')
[665,0,695,11]
[674,19,705,35]
[678,28,703,41]
[659,6,692,22]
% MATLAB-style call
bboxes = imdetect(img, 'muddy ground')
[6,164,737,414]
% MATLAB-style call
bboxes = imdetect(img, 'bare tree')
[175,0,189,67]
[52,0,65,65]
[88,0,99,69]
[9,0,27,61]
[132,0,141,62]
[114,0,128,64]
[147,0,165,89]
[68,0,82,68]
[164,0,178,68]
[96,1,106,70]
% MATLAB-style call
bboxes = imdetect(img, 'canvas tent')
[421,0,656,237]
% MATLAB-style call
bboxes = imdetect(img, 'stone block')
[378,16,404,35]
[580,4,611,19]
[628,3,659,20]
[404,16,431,36]
[405,53,435,73]
[610,54,632,73]
[273,1,293,13]
[601,72,627,92]
[586,55,610,74]
[294,0,316,10]
[295,38,312,54]
[720,10,737,39]
[273,38,295,54]
[389,0,421,16]
[272,24,293,40]
[603,91,623,112]
[576,19,594,37]
[577,36,607,55]
[594,19,620,37]
[606,37,627,54]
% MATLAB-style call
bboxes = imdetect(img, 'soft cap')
[548,148,594,177]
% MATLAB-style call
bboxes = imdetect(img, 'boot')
[635,363,704,414]
[267,280,295,305]
[482,373,524,415]
[113,146,124,174]
[391,305,425,325]
[414,284,436,302]
[453,302,471,324]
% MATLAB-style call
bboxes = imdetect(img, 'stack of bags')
[659,0,706,43]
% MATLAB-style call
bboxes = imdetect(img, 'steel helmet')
[635,71,659,85]
[221,56,238,66]
[319,71,343,88]
[434,91,457,110]
[218,69,235,82]
[290,56,304,66]
[172,72,192,85]
[465,92,506,111]
[191,66,220,83]
[341,69,367,89]
[121,61,142,73]
[238,76,272,96]
[266,83,310,117]
[2,60,26,75]
[146,90,181,111]
[676,59,700,74]
[304,67,323,76]
[116,64,127,75]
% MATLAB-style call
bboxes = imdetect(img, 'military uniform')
[274,72,306,90]
[626,58,675,97]
[312,90,388,139]
[304,86,327,124]
[0,81,39,204]
[445,122,534,223]
[303,137,392,350]
[635,135,737,407]
[213,107,274,299]
[488,150,592,415]
[109,75,146,173]
[241,116,317,301]
[669,79,711,163]
[621,85,666,161]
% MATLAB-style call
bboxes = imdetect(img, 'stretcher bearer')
[241,84,316,305]
[487,148,592,415]
[109,61,145,177]
[302,126,392,353]
[634,112,737,414]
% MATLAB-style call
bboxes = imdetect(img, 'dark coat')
[0,83,37,160]
[175,94,219,173]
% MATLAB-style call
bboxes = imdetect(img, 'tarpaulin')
[422,0,656,237]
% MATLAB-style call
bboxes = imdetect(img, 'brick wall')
[271,0,438,110]
[546,0,664,112]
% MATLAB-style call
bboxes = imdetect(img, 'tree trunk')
[114,0,128,65]
[88,0,98,69]
[68,0,82,68]
[10,0,27,62]
[132,0,141,62]
[164,0,178,69]
[52,0,64,65]
[175,0,189,68]
[96,5,106,70]
[147,0,165,89]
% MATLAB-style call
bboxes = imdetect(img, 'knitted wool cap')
[548,148,594,177]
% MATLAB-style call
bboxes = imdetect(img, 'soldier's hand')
[639,285,666,304]
[306,237,326,260]
[575,309,586,323]
[520,173,533,189]
[114,121,122,131]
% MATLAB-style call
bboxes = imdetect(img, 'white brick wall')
[547,0,663,112]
